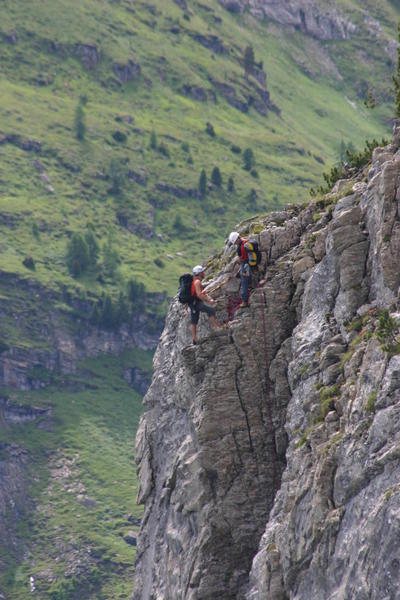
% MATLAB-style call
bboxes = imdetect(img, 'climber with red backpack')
[178,265,221,345]
[228,231,261,308]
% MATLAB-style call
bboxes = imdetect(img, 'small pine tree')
[244,45,255,79]
[66,233,90,277]
[393,23,400,117]
[158,142,170,158]
[128,279,145,308]
[247,188,258,204]
[75,103,86,141]
[173,214,185,232]
[116,292,130,325]
[23,256,35,270]
[243,148,255,171]
[364,89,376,109]
[150,130,157,149]
[205,122,215,137]
[108,158,124,196]
[211,166,222,187]
[227,176,235,192]
[199,169,207,197]
[101,294,115,328]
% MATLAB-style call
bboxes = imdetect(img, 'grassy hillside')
[0,0,399,597]
[0,0,397,302]
[1,349,152,599]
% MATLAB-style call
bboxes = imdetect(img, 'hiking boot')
[238,301,249,308]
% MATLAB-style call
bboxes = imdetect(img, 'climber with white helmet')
[229,231,262,308]
[189,265,221,344]
[229,231,250,308]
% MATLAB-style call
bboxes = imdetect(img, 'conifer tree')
[227,176,235,192]
[108,159,124,196]
[199,169,207,197]
[211,166,222,187]
[116,292,130,325]
[243,148,255,171]
[150,130,157,149]
[101,294,115,328]
[66,233,89,277]
[128,279,145,305]
[75,103,86,141]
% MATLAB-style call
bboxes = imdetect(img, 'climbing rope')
[258,285,279,493]
[227,294,242,322]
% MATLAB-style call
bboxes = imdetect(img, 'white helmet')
[193,265,205,275]
[229,231,240,245]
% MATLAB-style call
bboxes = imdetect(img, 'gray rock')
[219,0,356,41]
[113,60,141,83]
[192,33,227,54]
[181,84,216,103]
[135,130,400,600]
[124,531,137,546]
[74,43,99,70]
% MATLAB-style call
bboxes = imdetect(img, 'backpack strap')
[240,239,249,261]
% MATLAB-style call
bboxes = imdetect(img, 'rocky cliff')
[219,0,356,40]
[134,122,400,599]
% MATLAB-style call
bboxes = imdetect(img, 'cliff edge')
[134,123,400,599]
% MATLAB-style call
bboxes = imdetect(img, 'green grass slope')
[0,0,397,301]
[1,349,152,599]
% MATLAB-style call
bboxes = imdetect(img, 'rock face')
[218,0,356,40]
[0,271,163,390]
[113,60,141,83]
[134,123,400,599]
[0,441,30,556]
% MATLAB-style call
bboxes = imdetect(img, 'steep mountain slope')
[134,124,400,599]
[0,0,397,300]
[1,351,149,599]
[0,0,400,598]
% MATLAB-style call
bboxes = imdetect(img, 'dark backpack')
[244,239,262,267]
[178,273,194,304]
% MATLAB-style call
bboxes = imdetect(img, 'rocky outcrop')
[0,134,41,153]
[181,85,216,103]
[74,43,99,70]
[246,137,400,599]
[210,78,279,116]
[113,60,141,83]
[191,33,227,54]
[218,0,356,40]
[0,272,163,390]
[117,209,155,239]
[134,123,400,599]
